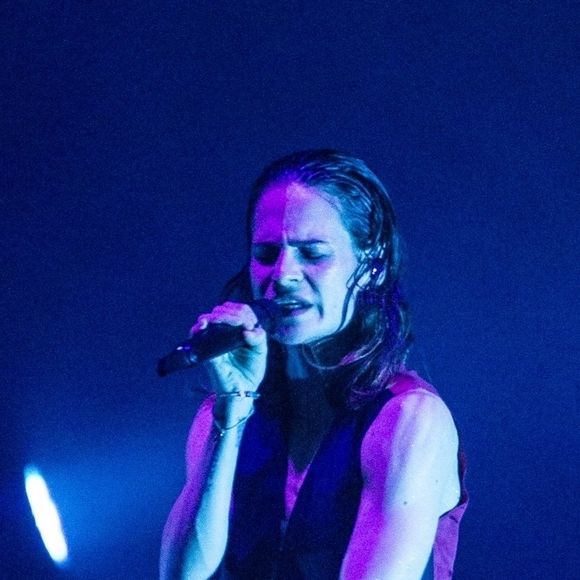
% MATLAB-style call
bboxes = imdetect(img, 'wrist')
[213,392,258,427]
[212,398,255,437]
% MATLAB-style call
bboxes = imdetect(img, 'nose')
[272,248,303,289]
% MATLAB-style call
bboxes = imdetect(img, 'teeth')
[276,300,307,309]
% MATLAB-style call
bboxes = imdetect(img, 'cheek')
[249,261,269,294]
[327,264,358,307]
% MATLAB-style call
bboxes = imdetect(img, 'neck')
[285,346,314,380]
[284,346,334,422]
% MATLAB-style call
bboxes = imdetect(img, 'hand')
[190,301,268,395]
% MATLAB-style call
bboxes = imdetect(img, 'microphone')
[156,299,281,377]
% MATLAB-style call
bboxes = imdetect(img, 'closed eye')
[251,242,332,265]
[252,245,280,265]
[300,247,328,262]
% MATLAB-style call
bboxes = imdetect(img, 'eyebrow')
[251,240,330,247]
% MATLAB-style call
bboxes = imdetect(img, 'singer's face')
[250,180,360,345]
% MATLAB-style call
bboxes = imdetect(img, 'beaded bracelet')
[193,386,261,400]
[213,407,255,438]
[215,390,261,399]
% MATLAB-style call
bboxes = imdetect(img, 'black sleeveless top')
[221,391,392,579]
[218,371,468,579]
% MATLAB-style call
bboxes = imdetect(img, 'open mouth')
[274,298,312,317]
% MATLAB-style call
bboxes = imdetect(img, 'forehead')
[252,181,350,243]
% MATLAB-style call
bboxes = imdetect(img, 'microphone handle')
[157,300,280,378]
[157,324,245,377]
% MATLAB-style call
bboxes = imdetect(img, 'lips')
[273,297,312,316]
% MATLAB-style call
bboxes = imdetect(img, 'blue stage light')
[24,464,69,566]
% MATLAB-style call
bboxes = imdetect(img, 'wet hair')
[222,149,413,410]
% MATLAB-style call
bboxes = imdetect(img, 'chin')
[272,324,338,347]
[272,331,310,346]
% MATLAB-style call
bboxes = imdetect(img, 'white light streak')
[24,465,69,565]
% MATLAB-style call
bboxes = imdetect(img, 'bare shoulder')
[361,383,460,514]
[366,387,457,447]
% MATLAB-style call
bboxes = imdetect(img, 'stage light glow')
[24,465,69,565]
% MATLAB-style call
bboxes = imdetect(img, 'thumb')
[242,326,267,350]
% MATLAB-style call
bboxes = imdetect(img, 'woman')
[160,150,467,579]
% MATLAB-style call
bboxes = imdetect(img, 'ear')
[356,254,385,289]
[369,257,384,278]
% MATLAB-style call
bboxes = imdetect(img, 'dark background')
[2,1,578,578]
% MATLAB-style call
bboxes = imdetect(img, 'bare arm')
[160,396,253,579]
[159,302,267,580]
[341,390,460,580]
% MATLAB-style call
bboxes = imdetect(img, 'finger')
[242,326,267,349]
[198,305,257,331]
[189,315,209,336]
[212,302,259,330]
[189,303,259,337]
